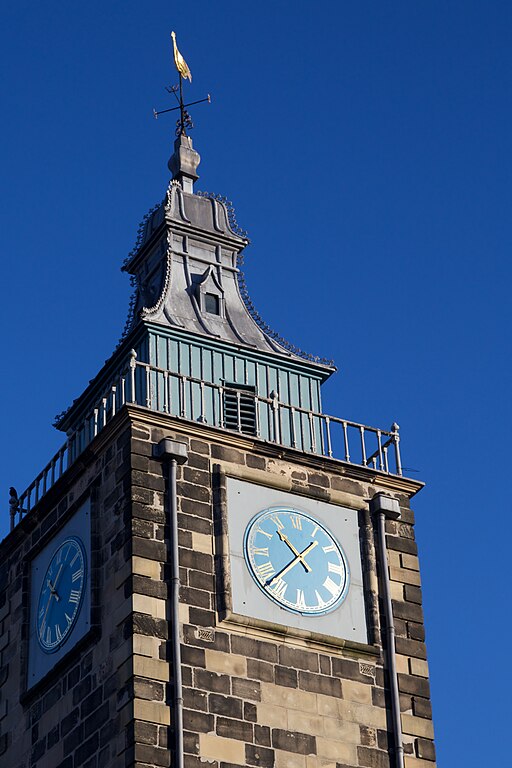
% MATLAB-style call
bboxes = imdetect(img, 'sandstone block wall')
[128,416,436,768]
[0,408,436,768]
[0,420,134,768]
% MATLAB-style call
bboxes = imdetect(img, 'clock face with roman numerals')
[36,537,87,653]
[244,507,350,616]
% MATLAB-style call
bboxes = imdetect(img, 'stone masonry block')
[416,738,436,762]
[401,714,434,740]
[191,531,213,554]
[322,716,360,743]
[404,757,436,768]
[261,683,317,714]
[298,671,341,697]
[272,729,316,756]
[342,679,373,705]
[412,697,432,720]
[389,566,421,587]
[231,635,278,663]
[409,659,429,678]
[245,742,275,767]
[133,699,170,725]
[216,716,253,742]
[286,711,323,737]
[132,594,166,619]
[199,733,246,764]
[133,655,170,682]
[401,554,420,571]
[208,694,243,719]
[278,646,318,673]
[247,658,274,683]
[256,702,289,729]
[398,674,430,699]
[316,737,357,763]
[132,556,163,580]
[404,585,422,604]
[275,752,305,768]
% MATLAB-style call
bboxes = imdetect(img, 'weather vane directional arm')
[153,31,211,136]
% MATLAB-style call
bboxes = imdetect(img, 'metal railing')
[9,351,402,530]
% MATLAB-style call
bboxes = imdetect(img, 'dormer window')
[205,292,220,315]
[192,265,225,319]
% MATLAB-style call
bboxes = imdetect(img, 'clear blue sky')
[2,3,510,765]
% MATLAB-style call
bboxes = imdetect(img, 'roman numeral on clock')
[270,578,287,599]
[323,576,340,597]
[251,546,269,557]
[256,561,275,580]
[72,568,83,583]
[69,590,81,604]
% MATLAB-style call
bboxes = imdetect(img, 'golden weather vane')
[153,31,210,136]
[171,30,192,82]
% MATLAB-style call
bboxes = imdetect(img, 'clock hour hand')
[48,563,64,602]
[276,530,312,572]
[267,540,318,586]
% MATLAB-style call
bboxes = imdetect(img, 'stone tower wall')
[0,418,134,768]
[0,407,435,768]
[128,413,435,768]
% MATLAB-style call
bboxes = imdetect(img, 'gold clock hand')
[40,589,54,636]
[268,540,319,586]
[277,530,312,572]
[48,563,64,602]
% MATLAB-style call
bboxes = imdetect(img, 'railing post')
[199,382,207,423]
[325,416,333,458]
[179,376,186,418]
[111,385,117,417]
[308,412,316,453]
[270,391,280,444]
[377,430,384,471]
[145,366,151,408]
[255,395,261,438]
[129,349,137,404]
[236,390,242,432]
[290,407,297,449]
[163,371,169,413]
[391,423,402,476]
[66,429,75,469]
[219,386,225,428]
[342,421,351,462]
[359,426,367,466]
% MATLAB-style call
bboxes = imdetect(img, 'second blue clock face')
[36,536,87,653]
[244,507,350,616]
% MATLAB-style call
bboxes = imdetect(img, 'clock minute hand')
[268,540,319,586]
[277,530,312,572]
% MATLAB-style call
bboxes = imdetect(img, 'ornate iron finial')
[9,486,19,529]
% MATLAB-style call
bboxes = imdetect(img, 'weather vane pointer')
[153,31,211,136]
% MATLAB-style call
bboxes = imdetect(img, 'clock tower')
[0,69,436,768]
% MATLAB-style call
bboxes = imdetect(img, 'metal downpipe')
[371,494,404,768]
[155,439,188,768]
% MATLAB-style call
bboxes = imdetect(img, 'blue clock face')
[244,507,350,616]
[36,537,87,653]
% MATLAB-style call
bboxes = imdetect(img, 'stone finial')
[168,133,200,193]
